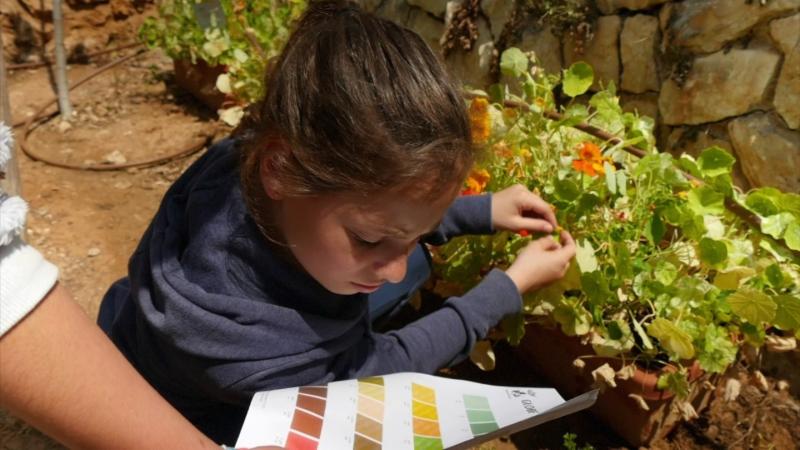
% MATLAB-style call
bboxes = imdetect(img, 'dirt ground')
[2,5,799,450]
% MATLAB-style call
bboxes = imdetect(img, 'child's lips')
[352,282,382,292]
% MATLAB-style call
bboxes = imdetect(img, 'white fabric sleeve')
[0,236,59,337]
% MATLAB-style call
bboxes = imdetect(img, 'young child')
[99,1,575,444]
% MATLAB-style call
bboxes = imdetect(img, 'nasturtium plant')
[432,51,800,397]
[139,0,306,117]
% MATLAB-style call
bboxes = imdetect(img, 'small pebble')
[87,247,101,257]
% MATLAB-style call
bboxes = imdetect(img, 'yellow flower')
[469,98,491,145]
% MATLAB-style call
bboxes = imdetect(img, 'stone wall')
[359,0,800,193]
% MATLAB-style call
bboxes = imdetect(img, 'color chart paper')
[236,372,597,450]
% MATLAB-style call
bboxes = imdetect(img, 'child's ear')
[259,154,285,200]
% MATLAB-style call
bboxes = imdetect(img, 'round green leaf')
[697,146,736,177]
[785,222,800,251]
[698,237,728,267]
[688,187,725,215]
[562,62,594,97]
[500,47,528,78]
[554,178,580,202]
[647,318,695,360]
[745,192,779,217]
[774,295,800,331]
[726,288,777,324]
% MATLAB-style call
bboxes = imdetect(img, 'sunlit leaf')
[726,288,777,324]
[647,318,695,360]
[697,146,736,178]
[500,47,528,78]
[688,187,725,215]
[785,222,800,251]
[575,240,598,273]
[562,62,593,97]
[774,295,800,331]
[761,212,794,239]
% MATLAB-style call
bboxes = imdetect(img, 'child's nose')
[374,253,408,284]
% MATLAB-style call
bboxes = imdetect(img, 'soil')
[2,4,799,450]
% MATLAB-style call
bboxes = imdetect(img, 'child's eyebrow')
[379,221,442,239]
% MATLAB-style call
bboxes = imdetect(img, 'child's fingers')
[532,235,559,250]
[518,218,554,233]
[521,195,558,228]
[557,232,577,259]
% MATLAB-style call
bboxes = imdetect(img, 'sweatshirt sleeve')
[0,237,59,337]
[225,269,522,393]
[423,194,493,245]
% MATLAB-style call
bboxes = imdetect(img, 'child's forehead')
[339,188,457,235]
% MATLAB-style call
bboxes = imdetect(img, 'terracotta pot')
[513,323,714,447]
[172,58,230,111]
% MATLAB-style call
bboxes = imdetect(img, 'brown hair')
[236,1,473,235]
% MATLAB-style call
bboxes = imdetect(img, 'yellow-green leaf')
[727,288,777,324]
[774,295,800,331]
[647,318,695,360]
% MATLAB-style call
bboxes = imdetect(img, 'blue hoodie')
[102,138,522,443]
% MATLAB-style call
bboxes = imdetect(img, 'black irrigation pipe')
[7,42,144,71]
[463,91,800,260]
[17,48,212,171]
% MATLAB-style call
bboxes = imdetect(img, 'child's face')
[274,186,459,295]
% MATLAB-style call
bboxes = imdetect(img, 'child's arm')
[227,234,575,390]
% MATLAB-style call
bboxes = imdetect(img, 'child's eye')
[349,231,380,247]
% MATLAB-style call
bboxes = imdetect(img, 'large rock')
[667,0,800,54]
[597,0,668,14]
[481,0,515,38]
[620,14,660,93]
[659,48,780,125]
[769,13,800,54]
[564,15,621,91]
[621,92,659,122]
[774,48,800,129]
[444,16,494,87]
[728,112,800,192]
[407,7,446,53]
[518,27,563,76]
[408,0,448,17]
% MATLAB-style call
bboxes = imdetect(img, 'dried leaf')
[628,394,650,411]
[616,364,636,381]
[676,400,698,420]
[591,363,617,391]
[751,370,769,392]
[723,378,741,402]
[765,335,797,352]
[469,340,496,371]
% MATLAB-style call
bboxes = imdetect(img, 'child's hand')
[505,231,576,294]
[491,184,558,234]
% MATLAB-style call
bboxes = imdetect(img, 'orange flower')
[492,141,512,158]
[571,141,607,177]
[572,159,603,177]
[469,98,491,145]
[462,168,490,195]
[578,142,602,162]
